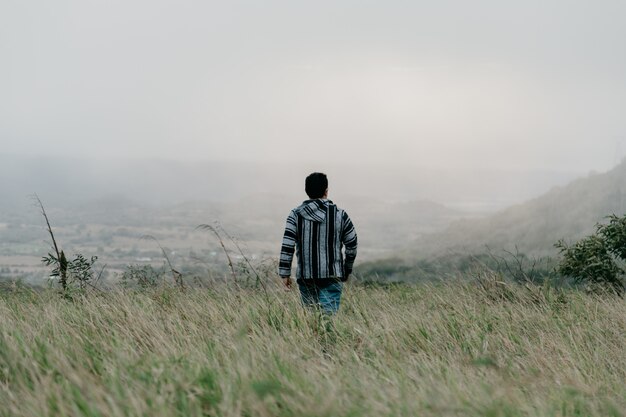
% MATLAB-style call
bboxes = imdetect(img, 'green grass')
[0,280,625,417]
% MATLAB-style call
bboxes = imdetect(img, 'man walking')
[279,172,358,314]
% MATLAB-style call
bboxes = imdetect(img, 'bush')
[598,214,626,259]
[42,251,98,293]
[119,264,165,289]
[556,214,626,295]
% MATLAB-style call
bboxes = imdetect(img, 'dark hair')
[305,172,328,199]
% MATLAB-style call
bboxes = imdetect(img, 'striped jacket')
[279,199,357,280]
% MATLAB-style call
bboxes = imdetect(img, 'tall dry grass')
[0,280,624,417]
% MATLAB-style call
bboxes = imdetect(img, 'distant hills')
[0,154,580,213]
[416,159,626,257]
[1,153,612,266]
[3,155,625,283]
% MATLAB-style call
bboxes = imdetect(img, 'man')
[279,172,358,314]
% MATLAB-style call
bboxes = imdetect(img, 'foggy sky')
[2,0,625,171]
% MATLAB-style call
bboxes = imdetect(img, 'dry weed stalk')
[141,235,184,290]
[195,223,238,284]
[33,194,68,290]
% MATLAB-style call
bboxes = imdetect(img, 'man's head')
[305,172,328,199]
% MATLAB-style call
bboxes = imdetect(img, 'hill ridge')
[416,159,626,257]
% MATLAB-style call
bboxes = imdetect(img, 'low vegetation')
[1,183,624,416]
[556,214,626,294]
[1,280,624,417]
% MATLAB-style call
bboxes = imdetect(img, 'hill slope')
[417,160,626,257]
[2,284,625,416]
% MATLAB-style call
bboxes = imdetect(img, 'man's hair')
[305,172,328,199]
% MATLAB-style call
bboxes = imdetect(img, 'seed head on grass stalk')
[195,223,238,284]
[196,222,279,317]
[216,223,267,291]
[141,235,184,290]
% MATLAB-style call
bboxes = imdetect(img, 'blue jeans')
[297,279,343,315]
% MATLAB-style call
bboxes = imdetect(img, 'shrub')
[119,264,164,289]
[42,251,98,291]
[556,214,626,295]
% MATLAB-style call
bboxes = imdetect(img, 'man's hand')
[341,268,352,282]
[281,276,293,289]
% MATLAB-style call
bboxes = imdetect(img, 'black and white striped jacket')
[279,199,357,280]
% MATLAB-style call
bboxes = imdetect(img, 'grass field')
[0,280,625,417]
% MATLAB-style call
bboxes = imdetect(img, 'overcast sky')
[2,0,625,172]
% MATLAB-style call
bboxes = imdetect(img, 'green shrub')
[119,264,165,289]
[556,214,626,294]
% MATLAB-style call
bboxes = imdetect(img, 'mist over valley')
[0,154,606,284]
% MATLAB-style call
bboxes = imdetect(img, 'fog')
[3,2,626,283]
[2,0,625,173]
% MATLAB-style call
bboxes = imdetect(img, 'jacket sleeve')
[278,211,297,277]
[341,211,358,275]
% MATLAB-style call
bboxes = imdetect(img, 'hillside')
[2,283,625,417]
[417,159,626,257]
